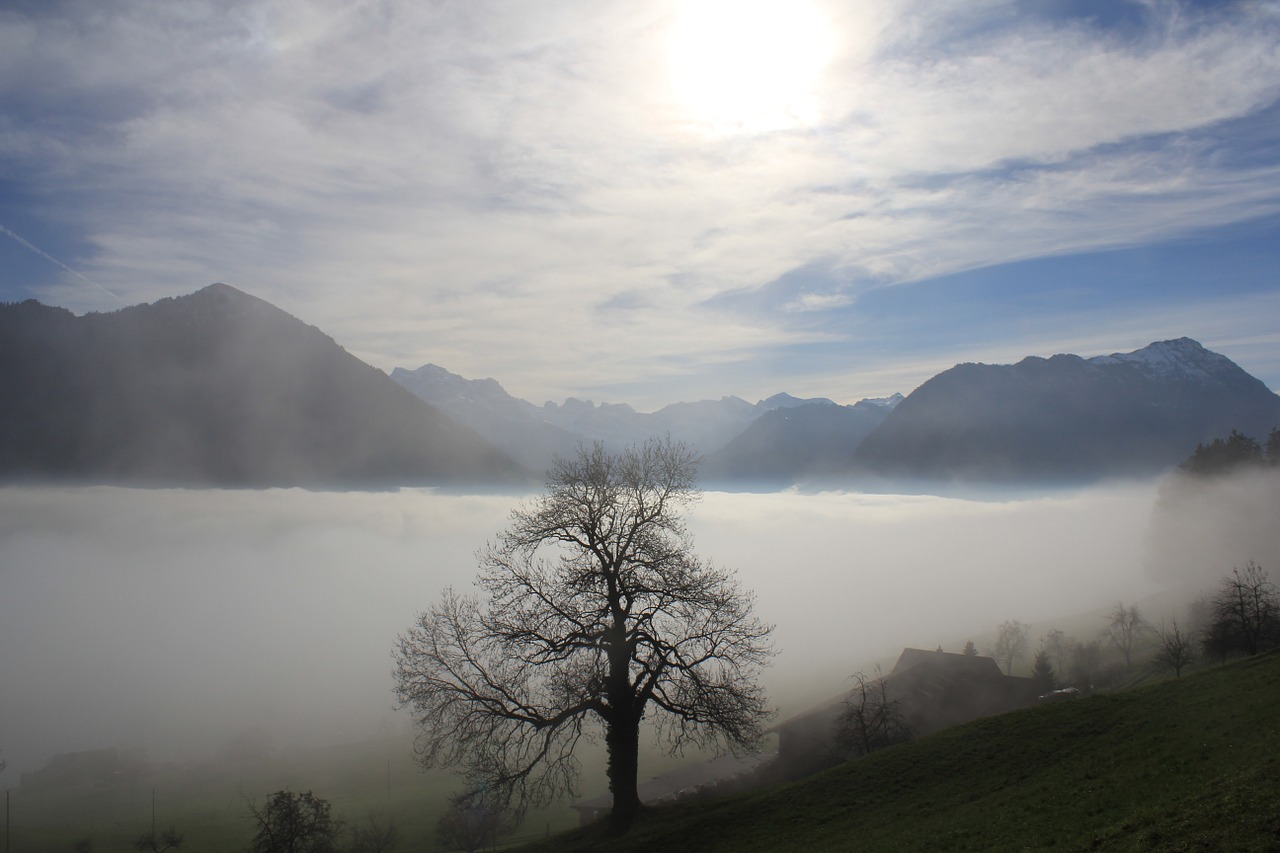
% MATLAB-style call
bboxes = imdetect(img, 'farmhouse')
[772,647,1037,777]
[19,746,149,790]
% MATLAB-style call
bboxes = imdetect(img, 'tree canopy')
[1179,429,1277,476]
[393,438,774,830]
[246,790,341,853]
[993,620,1031,676]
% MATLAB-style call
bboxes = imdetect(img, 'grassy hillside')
[518,652,1280,853]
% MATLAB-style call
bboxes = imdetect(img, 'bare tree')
[347,813,398,853]
[134,828,183,853]
[1209,561,1279,656]
[1041,629,1073,674]
[436,795,515,853]
[1067,639,1102,691]
[834,667,911,759]
[134,787,183,853]
[993,620,1031,675]
[393,439,774,831]
[1103,602,1150,669]
[1030,648,1055,695]
[246,790,341,853]
[1153,619,1195,677]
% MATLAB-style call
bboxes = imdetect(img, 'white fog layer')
[0,484,1172,781]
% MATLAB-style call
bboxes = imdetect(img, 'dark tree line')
[1180,428,1280,477]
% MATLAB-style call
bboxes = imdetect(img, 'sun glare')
[668,0,834,134]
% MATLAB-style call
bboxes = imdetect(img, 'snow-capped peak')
[862,392,905,409]
[1087,337,1234,380]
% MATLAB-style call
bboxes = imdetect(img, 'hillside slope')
[520,652,1280,852]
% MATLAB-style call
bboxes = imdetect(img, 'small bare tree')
[134,828,183,853]
[1103,602,1150,669]
[993,620,1031,675]
[394,439,774,832]
[834,667,911,759]
[1031,649,1055,695]
[1209,561,1279,656]
[1041,629,1073,675]
[1153,619,1195,677]
[348,812,398,853]
[246,790,341,853]
[436,795,516,853]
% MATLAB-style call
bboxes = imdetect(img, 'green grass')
[13,656,1279,852]
[516,653,1280,853]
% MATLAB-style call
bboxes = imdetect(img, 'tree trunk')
[606,715,641,832]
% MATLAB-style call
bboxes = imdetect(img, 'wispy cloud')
[0,223,121,303]
[2,0,1278,406]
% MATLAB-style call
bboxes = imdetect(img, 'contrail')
[1,223,123,303]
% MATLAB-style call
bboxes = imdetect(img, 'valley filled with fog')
[1,480,1218,786]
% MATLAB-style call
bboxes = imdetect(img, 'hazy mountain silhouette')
[852,338,1280,483]
[390,363,844,471]
[6,284,1273,488]
[389,363,584,471]
[0,284,520,487]
[701,397,901,486]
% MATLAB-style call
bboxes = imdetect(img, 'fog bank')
[0,482,1170,781]
[1144,468,1280,585]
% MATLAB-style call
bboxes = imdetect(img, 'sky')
[2,0,1280,410]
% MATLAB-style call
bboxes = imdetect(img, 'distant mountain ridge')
[700,397,902,486]
[851,337,1280,483]
[5,284,1276,488]
[393,337,1280,487]
[390,362,858,472]
[0,284,520,486]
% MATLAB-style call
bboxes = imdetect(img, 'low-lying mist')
[0,480,1187,782]
[1144,467,1280,585]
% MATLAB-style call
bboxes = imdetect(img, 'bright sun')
[668,0,834,134]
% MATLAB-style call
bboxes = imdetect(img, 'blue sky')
[2,0,1279,409]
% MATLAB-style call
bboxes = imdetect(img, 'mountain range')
[0,284,518,486]
[850,338,1280,484]
[389,361,875,474]
[3,284,1278,488]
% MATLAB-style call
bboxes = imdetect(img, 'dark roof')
[891,648,1004,679]
[771,648,1012,735]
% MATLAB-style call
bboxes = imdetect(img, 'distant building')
[887,647,1035,735]
[771,647,1037,777]
[19,746,149,790]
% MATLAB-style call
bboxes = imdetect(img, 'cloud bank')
[0,483,1173,780]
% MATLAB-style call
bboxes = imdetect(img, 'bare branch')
[392,438,773,828]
